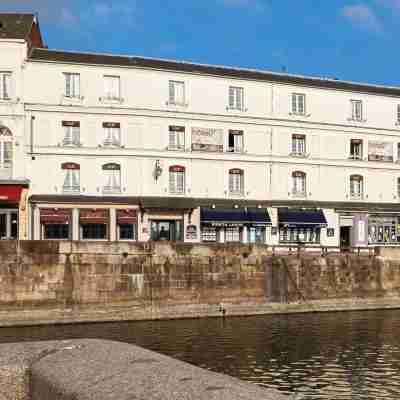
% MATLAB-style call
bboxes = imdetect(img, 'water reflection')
[0,310,400,399]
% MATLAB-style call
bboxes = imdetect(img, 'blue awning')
[201,208,271,226]
[278,208,327,227]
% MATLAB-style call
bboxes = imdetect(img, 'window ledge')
[350,195,364,200]
[226,106,248,112]
[62,188,80,194]
[227,148,246,154]
[291,192,307,199]
[229,192,245,197]
[99,97,124,104]
[60,142,82,147]
[166,146,186,152]
[165,101,188,108]
[289,152,309,158]
[0,97,14,103]
[348,155,363,161]
[169,192,185,196]
[103,188,121,194]
[347,118,367,123]
[62,95,84,103]
[289,112,311,118]
[101,143,123,148]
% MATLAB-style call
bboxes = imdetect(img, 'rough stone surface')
[0,340,289,400]
[0,242,400,325]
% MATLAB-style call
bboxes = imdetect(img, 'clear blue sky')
[3,0,400,86]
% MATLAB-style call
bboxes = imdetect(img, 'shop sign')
[368,141,393,162]
[209,222,244,227]
[186,224,197,240]
[191,127,223,152]
[327,228,335,237]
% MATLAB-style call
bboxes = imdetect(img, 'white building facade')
[2,13,400,247]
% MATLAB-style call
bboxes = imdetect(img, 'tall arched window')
[169,165,185,194]
[0,125,12,171]
[350,174,363,199]
[229,168,244,195]
[292,171,306,197]
[103,163,121,193]
[62,162,80,193]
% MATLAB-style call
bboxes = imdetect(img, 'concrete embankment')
[0,339,289,400]
[0,241,400,326]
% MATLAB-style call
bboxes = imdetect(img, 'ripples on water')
[1,310,400,400]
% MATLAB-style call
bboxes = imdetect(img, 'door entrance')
[150,220,183,241]
[340,226,351,248]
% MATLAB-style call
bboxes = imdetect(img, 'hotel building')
[2,13,400,247]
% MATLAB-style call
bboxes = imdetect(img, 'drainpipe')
[30,115,35,159]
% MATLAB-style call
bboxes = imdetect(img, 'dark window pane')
[81,224,107,240]
[119,224,135,240]
[44,223,70,240]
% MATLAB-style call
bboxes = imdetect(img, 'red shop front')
[0,183,29,240]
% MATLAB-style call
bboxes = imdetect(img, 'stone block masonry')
[0,241,400,326]
[0,339,289,400]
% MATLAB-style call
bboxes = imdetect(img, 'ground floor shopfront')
[0,181,29,240]
[27,195,400,247]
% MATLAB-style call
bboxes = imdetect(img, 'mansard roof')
[0,13,35,40]
[29,47,400,97]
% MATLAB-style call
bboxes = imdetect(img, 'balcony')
[291,191,307,199]
[103,185,121,194]
[350,192,364,200]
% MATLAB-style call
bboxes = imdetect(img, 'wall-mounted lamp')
[154,159,163,181]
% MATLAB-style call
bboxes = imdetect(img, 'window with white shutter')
[169,165,185,194]
[103,163,121,193]
[62,121,80,146]
[103,122,121,146]
[229,169,244,195]
[168,126,185,150]
[292,171,306,197]
[350,100,363,121]
[62,163,80,193]
[64,73,80,98]
[292,134,306,155]
[292,93,306,115]
[350,175,364,199]
[228,86,244,110]
[104,75,120,100]
[0,125,13,169]
[0,73,11,100]
[169,81,185,105]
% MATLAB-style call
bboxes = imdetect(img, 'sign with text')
[368,141,393,162]
[191,127,223,152]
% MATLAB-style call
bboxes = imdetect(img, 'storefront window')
[81,224,107,240]
[368,215,400,244]
[118,224,135,240]
[201,227,218,242]
[279,227,321,244]
[79,209,109,240]
[44,224,70,240]
[249,227,265,243]
[225,226,241,242]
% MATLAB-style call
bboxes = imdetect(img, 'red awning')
[79,209,109,224]
[117,209,137,224]
[0,185,25,203]
[40,209,71,223]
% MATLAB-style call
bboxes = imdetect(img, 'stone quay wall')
[0,339,288,400]
[0,241,400,325]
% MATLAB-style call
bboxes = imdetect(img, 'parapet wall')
[1,241,400,324]
[0,339,288,400]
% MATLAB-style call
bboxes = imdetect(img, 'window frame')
[102,163,121,193]
[291,134,306,156]
[103,75,121,101]
[0,72,12,100]
[168,80,186,106]
[350,99,363,122]
[291,93,306,115]
[61,162,80,193]
[228,86,244,111]
[62,121,80,146]
[292,171,306,197]
[103,122,121,147]
[64,72,81,99]
[168,126,185,151]
[169,165,185,194]
[350,139,363,160]
[228,130,244,153]
[229,168,244,195]
[350,174,364,199]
